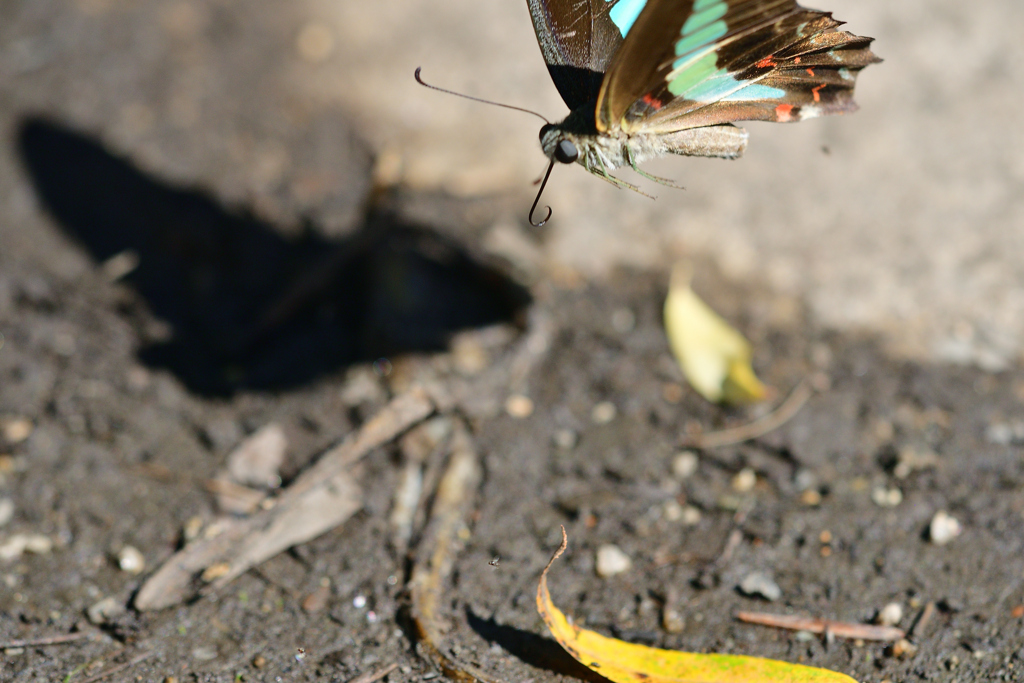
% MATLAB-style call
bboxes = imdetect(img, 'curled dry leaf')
[537,527,857,683]
[664,264,767,404]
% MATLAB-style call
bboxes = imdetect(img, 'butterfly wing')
[526,0,643,110]
[595,0,879,134]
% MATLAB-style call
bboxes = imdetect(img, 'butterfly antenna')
[529,159,555,227]
[415,67,550,124]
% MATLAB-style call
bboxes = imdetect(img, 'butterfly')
[525,0,880,223]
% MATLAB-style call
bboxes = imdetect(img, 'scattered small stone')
[183,516,203,542]
[610,308,636,333]
[192,645,218,662]
[929,511,961,545]
[505,395,534,419]
[984,420,1024,446]
[872,486,903,508]
[891,638,918,658]
[671,451,699,479]
[819,529,833,544]
[303,583,331,613]
[1011,604,1024,619]
[225,424,286,489]
[739,572,782,601]
[353,594,368,609]
[732,468,757,492]
[596,544,632,577]
[117,545,145,575]
[877,602,903,627]
[0,497,14,527]
[1,418,32,444]
[552,429,578,450]
[662,500,684,522]
[87,596,124,625]
[252,654,267,668]
[680,505,702,526]
[662,606,684,633]
[0,533,52,561]
[794,469,817,491]
[894,445,938,479]
[800,489,822,506]
[717,495,742,511]
[591,401,617,424]
[4,647,24,655]
[793,630,816,642]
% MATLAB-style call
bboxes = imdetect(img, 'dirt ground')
[2,1,1023,682]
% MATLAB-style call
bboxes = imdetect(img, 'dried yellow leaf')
[537,527,857,683]
[664,265,767,404]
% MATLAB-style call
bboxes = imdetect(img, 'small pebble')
[793,630,816,642]
[595,544,632,577]
[680,505,702,526]
[552,429,578,450]
[252,654,267,668]
[302,583,331,613]
[226,424,286,489]
[117,545,146,574]
[662,606,684,633]
[1,418,32,444]
[591,401,617,424]
[738,572,781,601]
[183,516,203,542]
[192,646,218,662]
[87,596,124,625]
[800,489,822,506]
[505,394,534,419]
[877,602,903,626]
[929,511,961,545]
[894,445,938,479]
[0,533,52,561]
[353,594,367,609]
[871,486,903,508]
[732,468,756,492]
[671,451,698,479]
[662,500,684,522]
[0,497,14,527]
[891,638,918,658]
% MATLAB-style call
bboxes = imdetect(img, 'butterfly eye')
[555,139,578,164]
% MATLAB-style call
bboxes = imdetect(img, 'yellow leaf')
[537,527,858,683]
[664,264,767,404]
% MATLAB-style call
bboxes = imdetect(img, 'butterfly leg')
[625,147,686,190]
[586,155,654,198]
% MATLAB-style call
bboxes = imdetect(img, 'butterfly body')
[527,0,879,187]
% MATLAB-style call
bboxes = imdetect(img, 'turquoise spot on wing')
[668,52,721,96]
[683,72,743,101]
[682,2,727,36]
[693,0,721,10]
[721,83,787,100]
[607,0,647,37]
[673,20,727,61]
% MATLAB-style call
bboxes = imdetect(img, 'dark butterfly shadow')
[16,116,531,396]
[465,608,613,683]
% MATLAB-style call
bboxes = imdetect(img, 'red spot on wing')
[775,104,796,122]
[642,93,663,110]
[812,84,826,102]
[793,56,802,64]
[756,56,776,68]
[806,68,816,77]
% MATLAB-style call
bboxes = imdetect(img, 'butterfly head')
[539,123,581,165]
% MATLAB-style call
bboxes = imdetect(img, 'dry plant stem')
[906,601,936,640]
[736,611,905,642]
[346,662,400,683]
[77,650,155,683]
[135,388,435,611]
[0,632,97,648]
[408,420,501,683]
[684,379,814,449]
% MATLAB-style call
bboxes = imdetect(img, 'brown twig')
[346,662,400,683]
[683,379,814,449]
[77,650,155,683]
[736,611,905,641]
[0,632,97,649]
[906,601,936,640]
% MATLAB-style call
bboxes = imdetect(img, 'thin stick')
[346,662,399,683]
[736,611,905,642]
[0,632,96,648]
[906,601,936,639]
[77,650,155,683]
[684,379,814,449]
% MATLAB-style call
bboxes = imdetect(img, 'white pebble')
[552,429,578,450]
[117,546,146,574]
[929,511,962,545]
[0,498,14,528]
[0,533,52,561]
[732,468,757,492]
[87,596,124,625]
[591,402,617,424]
[681,505,702,526]
[671,451,699,479]
[739,572,781,601]
[595,544,632,577]
[877,602,903,626]
[871,486,903,508]
[505,394,534,419]
[352,594,367,609]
